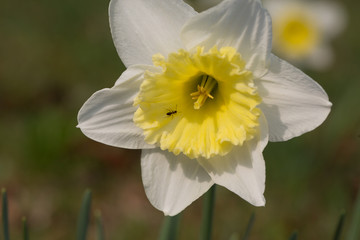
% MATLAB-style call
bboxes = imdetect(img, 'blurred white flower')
[77,0,331,216]
[263,0,347,70]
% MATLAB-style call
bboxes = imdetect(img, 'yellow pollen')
[190,75,217,109]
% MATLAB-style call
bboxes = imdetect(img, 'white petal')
[257,54,332,142]
[141,149,213,216]
[197,113,268,206]
[262,0,286,16]
[109,0,197,67]
[181,0,272,77]
[77,65,156,149]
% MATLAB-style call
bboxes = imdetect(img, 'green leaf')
[95,210,105,240]
[22,217,29,240]
[158,214,181,240]
[333,212,346,240]
[200,185,216,240]
[2,188,10,240]
[76,189,92,240]
[242,213,255,240]
[346,191,360,240]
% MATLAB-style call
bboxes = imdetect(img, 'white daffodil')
[263,0,346,70]
[77,0,331,216]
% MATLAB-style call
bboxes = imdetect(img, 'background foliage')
[0,0,359,239]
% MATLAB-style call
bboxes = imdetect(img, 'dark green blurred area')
[0,0,359,239]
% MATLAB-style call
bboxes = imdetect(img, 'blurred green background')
[0,0,359,239]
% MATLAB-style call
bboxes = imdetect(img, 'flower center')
[190,75,217,109]
[273,10,319,57]
[133,46,261,159]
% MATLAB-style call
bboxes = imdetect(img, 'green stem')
[288,231,298,240]
[2,188,10,240]
[242,213,255,240]
[333,212,346,240]
[95,210,105,240]
[200,185,216,240]
[76,189,92,240]
[347,190,360,240]
[158,214,181,240]
[22,217,29,240]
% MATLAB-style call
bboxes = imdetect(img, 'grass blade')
[158,214,181,240]
[228,233,240,240]
[76,189,92,240]
[288,231,298,240]
[333,212,346,240]
[2,188,10,240]
[242,213,255,240]
[22,217,29,240]
[347,190,360,240]
[95,210,105,240]
[200,185,216,240]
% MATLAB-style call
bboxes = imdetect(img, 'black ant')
[166,110,178,117]
[165,105,179,118]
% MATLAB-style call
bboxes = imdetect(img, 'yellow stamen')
[190,75,217,109]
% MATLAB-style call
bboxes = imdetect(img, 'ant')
[165,105,179,118]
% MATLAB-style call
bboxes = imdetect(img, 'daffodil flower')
[77,0,331,216]
[263,0,347,70]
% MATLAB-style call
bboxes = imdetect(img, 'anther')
[190,75,217,109]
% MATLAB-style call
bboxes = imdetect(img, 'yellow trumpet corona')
[134,46,261,159]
